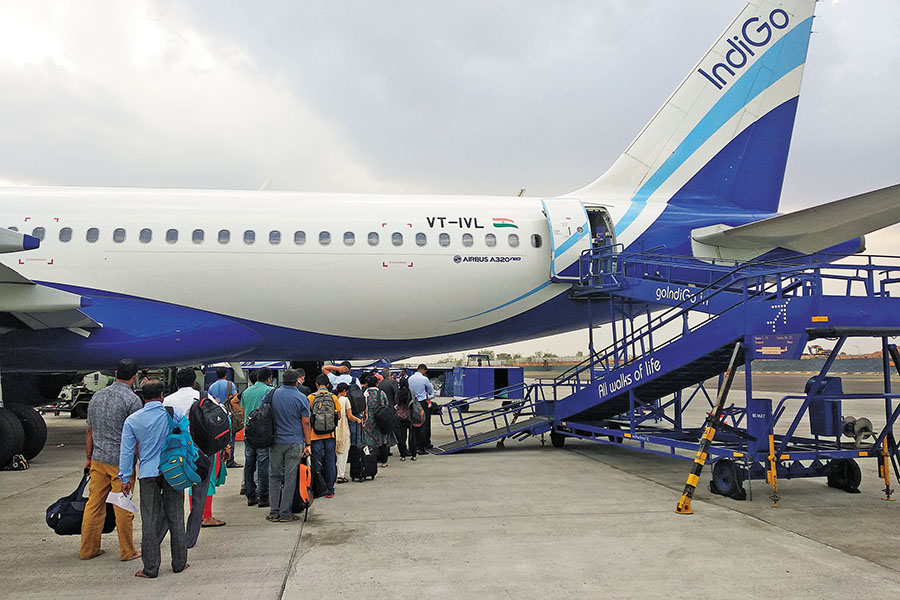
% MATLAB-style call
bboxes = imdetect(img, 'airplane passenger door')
[541,198,591,282]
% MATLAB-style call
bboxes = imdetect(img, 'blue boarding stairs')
[433,246,900,501]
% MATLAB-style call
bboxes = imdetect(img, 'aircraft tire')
[6,403,48,460]
[826,458,862,493]
[709,459,747,500]
[550,431,566,448]
[72,402,88,419]
[0,407,25,468]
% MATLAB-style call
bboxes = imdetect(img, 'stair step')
[429,416,552,454]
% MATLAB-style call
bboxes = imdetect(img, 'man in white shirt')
[323,361,360,389]
[163,368,201,418]
[408,364,436,452]
[161,367,226,544]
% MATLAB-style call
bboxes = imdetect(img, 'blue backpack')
[159,407,201,490]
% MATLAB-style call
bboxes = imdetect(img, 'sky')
[0,0,897,359]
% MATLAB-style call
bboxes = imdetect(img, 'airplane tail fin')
[573,0,817,237]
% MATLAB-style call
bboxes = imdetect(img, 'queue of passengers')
[240,362,435,522]
[78,358,434,578]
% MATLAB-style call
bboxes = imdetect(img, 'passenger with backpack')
[207,367,243,469]
[163,367,229,543]
[360,375,392,468]
[267,369,312,523]
[239,367,274,508]
[307,374,342,498]
[394,376,418,461]
[119,381,189,578]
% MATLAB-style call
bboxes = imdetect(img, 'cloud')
[0,1,403,193]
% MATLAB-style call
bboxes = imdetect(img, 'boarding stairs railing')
[552,252,900,421]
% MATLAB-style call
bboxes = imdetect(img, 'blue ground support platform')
[435,248,900,501]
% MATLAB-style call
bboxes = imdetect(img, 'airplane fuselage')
[0,187,604,370]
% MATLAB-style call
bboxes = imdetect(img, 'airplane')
[1,0,899,462]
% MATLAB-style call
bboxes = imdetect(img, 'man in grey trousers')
[267,369,312,523]
[120,381,188,578]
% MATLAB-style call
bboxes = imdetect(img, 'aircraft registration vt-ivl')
[1,0,898,378]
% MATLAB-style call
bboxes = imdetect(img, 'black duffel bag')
[46,469,116,536]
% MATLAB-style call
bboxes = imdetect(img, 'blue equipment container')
[805,376,843,438]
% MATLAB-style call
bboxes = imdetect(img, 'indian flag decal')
[492,217,517,229]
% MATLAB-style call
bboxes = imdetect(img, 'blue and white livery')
[0,0,898,373]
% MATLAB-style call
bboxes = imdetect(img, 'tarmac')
[3,376,900,599]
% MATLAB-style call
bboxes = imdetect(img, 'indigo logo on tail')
[697,9,790,91]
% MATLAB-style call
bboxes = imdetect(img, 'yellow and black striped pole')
[676,342,743,515]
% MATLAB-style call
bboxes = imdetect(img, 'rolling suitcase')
[350,444,377,481]
[292,456,314,521]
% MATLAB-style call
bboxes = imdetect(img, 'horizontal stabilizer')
[692,183,900,260]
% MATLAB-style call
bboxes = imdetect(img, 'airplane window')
[244,230,255,245]
[294,230,306,245]
[192,229,204,244]
[86,228,99,243]
[113,228,126,243]
[368,232,379,246]
[343,232,355,246]
[485,233,496,247]
[32,227,45,241]
[319,231,331,246]
[531,234,542,248]
[415,233,426,247]
[508,233,519,248]
[139,228,152,244]
[59,227,73,242]
[439,233,450,247]
[392,232,403,246]
[218,229,230,244]
[462,233,473,247]
[8,226,17,232]
[166,229,178,244]
[269,230,281,245]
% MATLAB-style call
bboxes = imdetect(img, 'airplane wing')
[691,183,900,260]
[0,228,100,333]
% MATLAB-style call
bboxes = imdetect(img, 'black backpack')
[46,469,116,536]
[310,390,337,435]
[245,388,276,448]
[347,383,366,418]
[189,393,231,455]
[366,388,395,434]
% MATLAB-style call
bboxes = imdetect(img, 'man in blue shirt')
[119,381,188,579]
[267,369,312,523]
[408,364,436,452]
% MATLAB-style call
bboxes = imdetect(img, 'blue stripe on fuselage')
[0,282,588,371]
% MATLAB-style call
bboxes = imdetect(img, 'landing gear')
[0,407,24,468]
[709,459,747,500]
[550,431,566,448]
[6,404,47,460]
[826,458,862,493]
